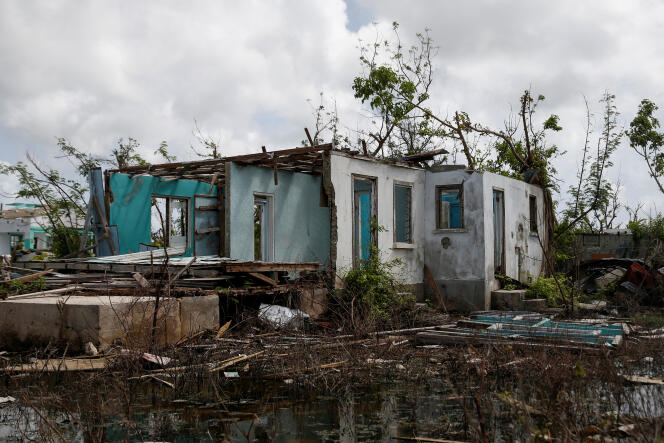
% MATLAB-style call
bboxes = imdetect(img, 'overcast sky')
[1,0,663,222]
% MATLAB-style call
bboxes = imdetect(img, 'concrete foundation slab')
[0,294,219,350]
[180,294,220,336]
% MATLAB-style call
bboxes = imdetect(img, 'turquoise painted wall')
[228,163,330,264]
[108,173,217,255]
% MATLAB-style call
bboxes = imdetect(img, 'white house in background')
[105,144,546,311]
[0,203,50,255]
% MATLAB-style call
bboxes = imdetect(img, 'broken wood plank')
[5,285,81,300]
[215,320,232,339]
[207,172,219,194]
[4,357,109,372]
[133,272,150,288]
[304,127,315,146]
[1,268,54,285]
[248,272,277,287]
[621,374,664,385]
[209,351,265,373]
[168,257,196,287]
[129,374,175,389]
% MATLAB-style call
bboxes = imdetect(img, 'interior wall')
[226,162,330,263]
[482,172,545,287]
[329,153,425,285]
[108,173,217,255]
[424,168,487,310]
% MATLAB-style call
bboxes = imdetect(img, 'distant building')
[0,203,51,254]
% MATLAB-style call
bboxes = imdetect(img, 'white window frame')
[393,180,414,248]
[150,195,190,248]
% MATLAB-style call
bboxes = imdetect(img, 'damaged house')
[100,143,546,311]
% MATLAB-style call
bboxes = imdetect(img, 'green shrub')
[526,275,571,307]
[341,250,408,322]
[0,277,46,297]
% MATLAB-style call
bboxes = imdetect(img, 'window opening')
[394,184,412,243]
[529,195,538,233]
[9,234,23,251]
[493,190,505,273]
[436,185,463,229]
[151,197,188,248]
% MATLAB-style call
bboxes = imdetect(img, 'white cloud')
[0,0,663,221]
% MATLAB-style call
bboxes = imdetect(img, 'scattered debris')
[4,357,109,372]
[141,353,172,368]
[84,342,98,356]
[621,374,664,385]
[416,311,625,350]
[0,396,16,405]
[215,320,232,339]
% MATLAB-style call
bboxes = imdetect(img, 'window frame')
[150,195,190,248]
[253,193,274,261]
[435,184,465,231]
[393,181,414,246]
[529,194,538,233]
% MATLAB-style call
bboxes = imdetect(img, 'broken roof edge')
[105,143,333,175]
[103,143,455,179]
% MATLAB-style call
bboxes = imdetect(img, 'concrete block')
[491,289,525,310]
[0,295,182,351]
[179,294,219,336]
[298,288,328,320]
[521,298,547,311]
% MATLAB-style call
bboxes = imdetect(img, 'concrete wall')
[575,230,646,262]
[424,168,487,310]
[329,152,425,285]
[108,173,217,255]
[226,162,330,263]
[482,172,546,288]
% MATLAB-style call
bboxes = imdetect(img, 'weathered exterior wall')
[575,230,646,262]
[424,168,487,310]
[329,152,425,285]
[108,173,217,255]
[482,172,546,287]
[226,162,330,263]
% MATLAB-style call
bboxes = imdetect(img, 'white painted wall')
[482,172,546,288]
[0,219,31,255]
[330,152,425,285]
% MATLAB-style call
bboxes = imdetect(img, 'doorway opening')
[352,176,376,265]
[253,194,274,261]
[493,189,505,273]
